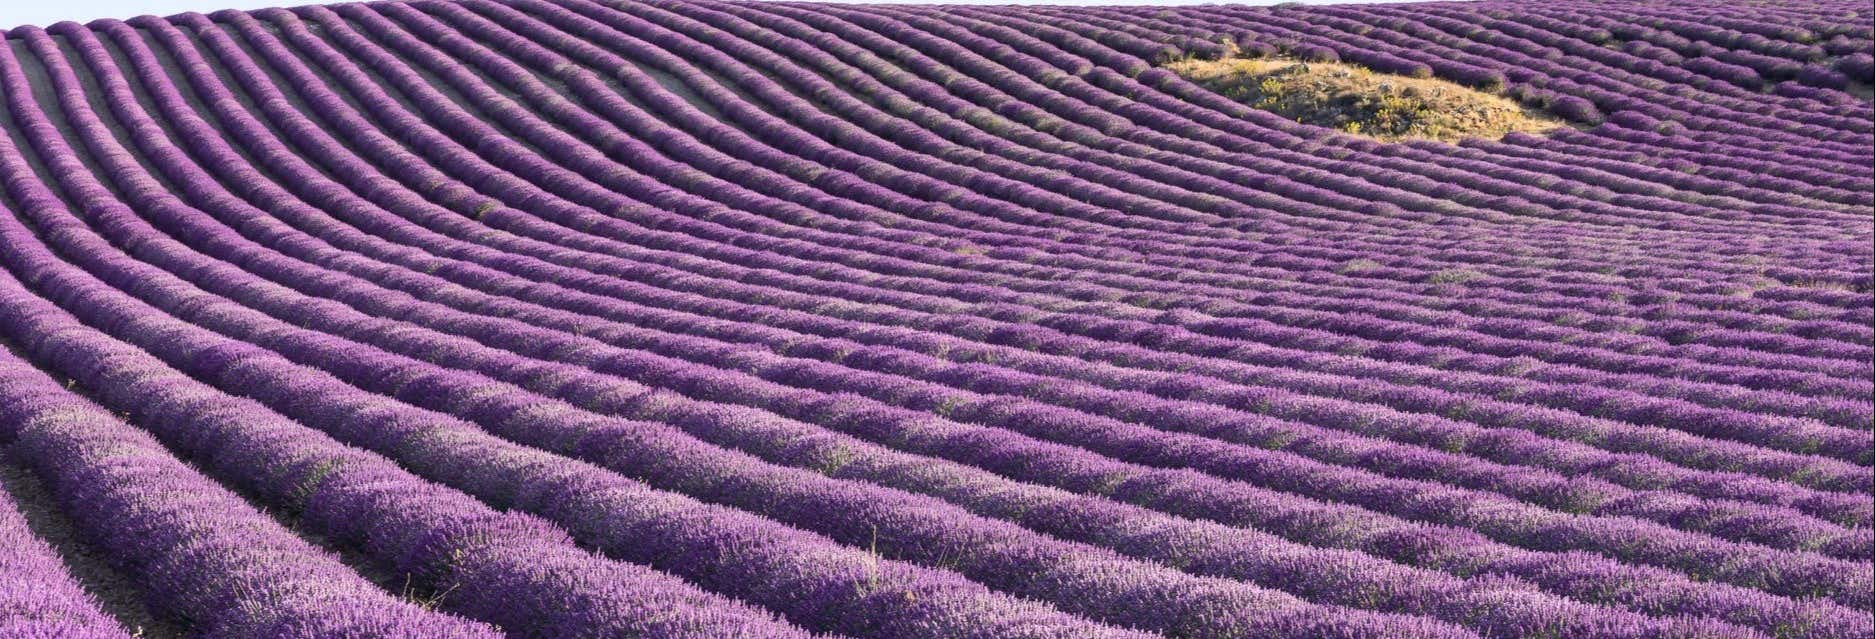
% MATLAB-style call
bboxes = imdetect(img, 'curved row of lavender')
[0,0,1866,637]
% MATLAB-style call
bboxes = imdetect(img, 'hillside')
[0,1,1869,638]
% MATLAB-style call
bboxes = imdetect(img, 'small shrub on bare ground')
[1167,57,1568,142]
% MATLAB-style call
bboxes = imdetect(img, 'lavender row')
[0,319,498,639]
[0,1,1862,636]
[780,0,1875,279]
[0,27,844,639]
[330,1,1867,477]
[253,0,1875,550]
[1108,2,1870,142]
[150,8,1875,610]
[952,1,1875,230]
[109,4,1867,629]
[990,0,1867,236]
[527,0,1872,364]
[536,0,1867,412]
[577,0,1867,311]
[67,14,1825,635]
[22,22,1205,638]
[234,0,1875,528]
[68,16,1515,637]
[626,0,1871,344]
[0,237,813,639]
[403,0,1867,477]
[201,0,1875,543]
[0,112,1150,634]
[0,447,127,639]
[736,0,1864,276]
[585,0,1860,288]
[738,3,1867,363]
[483,0,1860,363]
[295,10,1875,500]
[1511,125,1871,202]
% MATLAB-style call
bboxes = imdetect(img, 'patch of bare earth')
[1166,57,1566,143]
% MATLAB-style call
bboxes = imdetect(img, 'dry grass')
[1848,81,1873,102]
[1167,58,1566,143]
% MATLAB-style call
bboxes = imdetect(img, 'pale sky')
[1,0,1405,30]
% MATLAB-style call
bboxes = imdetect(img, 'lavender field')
[0,0,1869,637]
